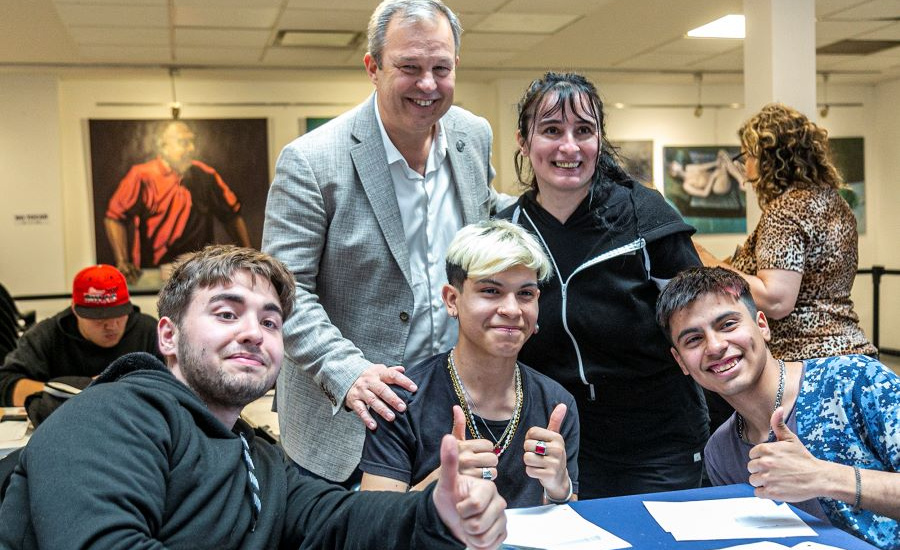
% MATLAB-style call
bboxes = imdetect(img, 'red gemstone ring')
[535,440,547,456]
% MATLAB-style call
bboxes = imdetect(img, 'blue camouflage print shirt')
[796,354,900,549]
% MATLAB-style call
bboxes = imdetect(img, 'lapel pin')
[456,140,465,152]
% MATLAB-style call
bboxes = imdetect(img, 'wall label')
[13,213,50,225]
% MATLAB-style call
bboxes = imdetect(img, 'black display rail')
[857,266,900,357]
[13,289,161,301]
[12,268,900,356]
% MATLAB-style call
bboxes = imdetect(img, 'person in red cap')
[0,265,161,407]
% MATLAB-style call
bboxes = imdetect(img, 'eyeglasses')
[731,151,746,164]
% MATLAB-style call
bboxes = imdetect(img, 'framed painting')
[829,137,866,234]
[663,145,746,234]
[88,118,269,289]
[611,139,653,189]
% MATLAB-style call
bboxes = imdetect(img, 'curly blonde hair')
[739,103,842,207]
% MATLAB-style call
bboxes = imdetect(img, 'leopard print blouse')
[731,186,877,360]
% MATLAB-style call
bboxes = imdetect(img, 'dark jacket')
[0,353,461,549]
[0,306,161,405]
[499,182,709,460]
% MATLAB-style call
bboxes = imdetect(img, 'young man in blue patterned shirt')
[656,266,900,550]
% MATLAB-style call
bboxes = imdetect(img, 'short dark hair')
[157,245,295,327]
[655,267,757,343]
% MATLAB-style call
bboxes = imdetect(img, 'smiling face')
[668,292,772,398]
[519,91,601,201]
[160,270,284,411]
[364,13,457,142]
[443,265,539,360]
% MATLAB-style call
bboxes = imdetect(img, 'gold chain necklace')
[447,349,523,457]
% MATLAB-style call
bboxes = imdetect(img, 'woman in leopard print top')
[696,103,876,360]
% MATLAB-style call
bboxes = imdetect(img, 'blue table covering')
[568,483,879,549]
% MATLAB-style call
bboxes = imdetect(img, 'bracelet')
[852,465,862,514]
[544,474,574,505]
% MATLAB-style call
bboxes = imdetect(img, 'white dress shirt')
[374,99,462,368]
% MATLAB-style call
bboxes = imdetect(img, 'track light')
[169,67,181,120]
[819,73,830,118]
[693,73,704,118]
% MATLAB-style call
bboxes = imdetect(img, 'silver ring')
[535,440,547,456]
[481,467,493,481]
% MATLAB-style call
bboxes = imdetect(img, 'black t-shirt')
[360,352,580,508]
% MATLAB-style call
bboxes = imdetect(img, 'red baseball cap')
[72,265,133,319]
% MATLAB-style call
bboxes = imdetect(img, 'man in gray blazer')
[262,0,497,484]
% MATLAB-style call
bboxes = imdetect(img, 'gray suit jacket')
[262,95,495,480]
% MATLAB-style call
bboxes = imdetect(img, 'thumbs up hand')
[747,407,829,502]
[452,405,499,481]
[433,434,508,550]
[523,403,573,502]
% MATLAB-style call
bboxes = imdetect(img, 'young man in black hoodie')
[0,264,160,407]
[0,245,507,549]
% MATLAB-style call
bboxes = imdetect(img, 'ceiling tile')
[262,47,361,66]
[174,6,278,28]
[655,37,743,55]
[176,0,281,6]
[78,45,171,62]
[825,0,900,20]
[175,46,264,64]
[454,49,519,67]
[442,0,507,13]
[684,49,745,71]
[176,28,270,47]
[816,20,895,46]
[67,26,169,45]
[278,9,371,31]
[816,53,861,69]
[456,13,488,30]
[816,0,869,18]
[54,0,165,4]
[54,4,169,27]
[461,32,546,51]
[859,22,900,41]
[500,0,613,16]
[615,52,711,70]
[472,13,580,34]
[286,0,374,9]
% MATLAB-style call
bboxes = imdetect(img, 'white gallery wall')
[0,70,896,349]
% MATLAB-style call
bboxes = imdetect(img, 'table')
[569,483,879,549]
[240,390,278,442]
[0,408,30,459]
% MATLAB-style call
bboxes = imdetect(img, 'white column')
[742,0,817,223]
[743,0,816,115]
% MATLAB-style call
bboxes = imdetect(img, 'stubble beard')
[177,337,274,409]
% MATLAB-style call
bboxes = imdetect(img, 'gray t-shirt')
[360,351,579,508]
[704,364,826,521]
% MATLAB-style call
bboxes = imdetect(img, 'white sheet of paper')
[644,497,817,541]
[504,504,632,550]
[708,543,846,550]
[0,420,28,443]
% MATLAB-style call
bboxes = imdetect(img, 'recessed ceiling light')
[687,14,745,39]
